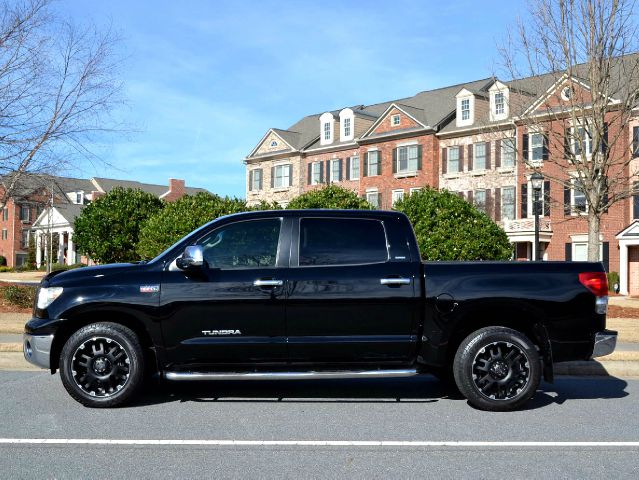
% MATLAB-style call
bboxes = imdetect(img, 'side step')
[164,369,418,381]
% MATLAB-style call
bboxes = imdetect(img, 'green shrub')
[287,184,373,210]
[2,285,37,309]
[607,271,620,291]
[0,266,14,272]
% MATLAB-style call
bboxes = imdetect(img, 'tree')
[73,187,163,264]
[287,184,373,209]
[394,188,512,260]
[136,192,247,259]
[0,0,122,208]
[499,0,639,260]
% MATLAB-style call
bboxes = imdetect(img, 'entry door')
[629,247,639,296]
[285,217,419,364]
[160,217,289,367]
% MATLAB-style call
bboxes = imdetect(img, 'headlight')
[37,287,64,310]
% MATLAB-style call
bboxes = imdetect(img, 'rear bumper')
[23,333,53,369]
[591,330,617,358]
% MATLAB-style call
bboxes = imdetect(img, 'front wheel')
[453,326,541,411]
[60,322,145,408]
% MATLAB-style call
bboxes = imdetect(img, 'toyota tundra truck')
[23,209,617,411]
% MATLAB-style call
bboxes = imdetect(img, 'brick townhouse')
[0,175,207,268]
[244,57,639,295]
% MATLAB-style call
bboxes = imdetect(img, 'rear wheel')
[60,322,145,408]
[453,326,541,411]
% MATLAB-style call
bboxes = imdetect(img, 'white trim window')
[494,92,505,115]
[75,192,84,204]
[571,124,593,160]
[1,228,7,240]
[501,137,516,168]
[526,180,548,218]
[270,140,278,147]
[320,112,334,145]
[311,162,321,185]
[330,159,341,183]
[501,186,516,220]
[392,189,404,206]
[447,146,460,173]
[396,145,419,173]
[19,205,30,222]
[461,99,470,121]
[474,143,487,170]
[409,187,422,195]
[366,190,380,208]
[571,177,587,214]
[250,169,263,191]
[21,229,29,249]
[273,164,291,188]
[391,114,401,126]
[529,133,545,162]
[367,151,381,176]
[572,241,603,261]
[349,156,360,180]
[474,190,487,212]
[343,118,351,138]
[323,122,331,141]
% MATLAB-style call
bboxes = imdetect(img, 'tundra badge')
[202,330,242,336]
[140,285,160,293]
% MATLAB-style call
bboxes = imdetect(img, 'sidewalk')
[0,271,44,285]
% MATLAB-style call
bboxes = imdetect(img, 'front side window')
[343,118,351,137]
[474,190,487,212]
[501,186,516,220]
[392,114,401,126]
[1,229,7,240]
[366,191,380,208]
[349,156,360,180]
[494,92,505,115]
[572,178,587,213]
[311,162,321,185]
[501,138,516,167]
[367,151,380,176]
[250,169,263,191]
[572,125,593,158]
[447,146,460,173]
[324,122,331,141]
[461,99,470,121]
[198,219,281,269]
[2,208,8,221]
[274,164,291,188]
[330,159,341,182]
[21,229,29,248]
[392,190,404,206]
[530,133,544,162]
[397,145,419,173]
[474,143,486,170]
[19,205,30,222]
[633,126,639,158]
[299,218,388,266]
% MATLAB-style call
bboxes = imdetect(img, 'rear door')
[285,215,420,364]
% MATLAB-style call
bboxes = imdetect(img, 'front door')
[629,246,639,296]
[285,216,419,364]
[160,217,289,367]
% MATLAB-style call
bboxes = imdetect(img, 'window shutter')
[634,183,639,219]
[363,153,369,177]
[467,144,473,171]
[271,167,275,188]
[494,141,501,168]
[338,158,343,181]
[377,151,382,175]
[565,243,572,261]
[307,163,312,185]
[600,123,609,154]
[392,148,397,174]
[441,148,447,174]
[486,189,493,217]
[564,185,571,216]
[521,183,528,218]
[485,142,491,169]
[634,126,639,158]
[288,165,293,186]
[542,134,549,160]
[325,160,331,182]
[564,127,572,158]
[603,242,610,272]
[345,158,351,180]
[377,192,383,209]
[602,176,609,213]
[249,170,254,191]
[417,144,423,170]
[494,188,501,221]
[459,145,464,167]
[319,161,324,183]
[522,134,529,161]
[467,191,473,204]
[543,181,550,216]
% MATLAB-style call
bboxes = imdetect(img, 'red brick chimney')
[90,191,105,201]
[163,178,186,202]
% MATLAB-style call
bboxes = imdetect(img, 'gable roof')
[91,177,208,197]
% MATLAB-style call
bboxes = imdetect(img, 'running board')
[164,369,418,381]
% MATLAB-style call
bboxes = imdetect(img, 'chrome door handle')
[254,279,284,287]
[380,277,411,286]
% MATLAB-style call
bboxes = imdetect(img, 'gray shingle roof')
[54,203,85,223]
[91,177,209,197]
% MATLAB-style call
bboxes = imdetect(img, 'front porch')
[502,218,553,261]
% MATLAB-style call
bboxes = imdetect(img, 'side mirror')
[176,245,204,270]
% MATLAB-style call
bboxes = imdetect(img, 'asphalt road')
[1,372,638,479]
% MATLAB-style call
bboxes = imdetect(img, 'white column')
[619,242,628,296]
[57,231,64,264]
[35,233,42,268]
[67,231,75,265]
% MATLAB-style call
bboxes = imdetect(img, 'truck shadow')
[131,375,629,409]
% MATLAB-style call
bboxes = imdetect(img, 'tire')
[60,322,145,408]
[453,326,541,412]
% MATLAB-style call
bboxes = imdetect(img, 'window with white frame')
[501,186,516,220]
[330,159,341,182]
[391,114,401,126]
[323,122,331,141]
[530,133,544,162]
[572,241,603,261]
[21,229,29,248]
[461,99,470,121]
[474,190,487,212]
[410,187,422,195]
[367,151,380,176]
[571,124,593,159]
[270,140,278,147]
[366,190,380,208]
[250,169,263,191]
[572,177,587,214]
[392,190,404,206]
[494,92,505,115]
[447,146,460,173]
[19,205,30,222]
[343,118,351,138]
[311,162,321,185]
[274,164,291,188]
[349,156,360,180]
[75,192,84,204]
[526,180,548,218]
[2,208,8,221]
[501,138,516,167]
[396,145,419,173]
[474,143,487,170]
[1,229,6,240]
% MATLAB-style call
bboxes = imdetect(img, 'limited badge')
[140,285,160,293]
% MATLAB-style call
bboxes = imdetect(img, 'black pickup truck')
[24,209,616,411]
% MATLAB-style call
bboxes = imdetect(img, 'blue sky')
[58,0,526,197]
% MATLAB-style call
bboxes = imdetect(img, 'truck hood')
[44,263,146,286]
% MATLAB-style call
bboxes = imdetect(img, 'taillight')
[579,272,609,296]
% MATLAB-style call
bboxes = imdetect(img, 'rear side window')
[299,218,388,266]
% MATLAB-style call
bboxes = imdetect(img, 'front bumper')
[591,330,617,358]
[23,333,54,369]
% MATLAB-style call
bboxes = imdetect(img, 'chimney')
[164,178,186,202]
[90,191,105,201]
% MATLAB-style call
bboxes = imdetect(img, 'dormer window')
[489,81,509,121]
[338,108,354,141]
[461,100,470,121]
[323,123,330,140]
[495,92,505,115]
[75,192,83,204]
[343,118,351,137]
[320,112,335,145]
[392,114,401,126]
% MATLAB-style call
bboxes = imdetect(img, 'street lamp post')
[531,172,544,261]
